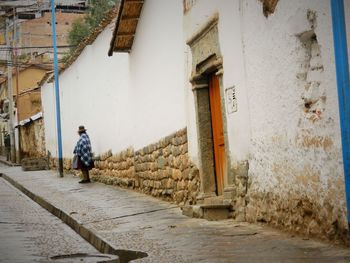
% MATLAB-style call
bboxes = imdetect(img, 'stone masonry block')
[202,207,230,221]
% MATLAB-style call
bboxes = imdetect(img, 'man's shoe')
[79,179,91,184]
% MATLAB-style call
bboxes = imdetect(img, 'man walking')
[73,125,94,183]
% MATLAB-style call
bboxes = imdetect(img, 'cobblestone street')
[0,164,117,263]
[1,165,350,262]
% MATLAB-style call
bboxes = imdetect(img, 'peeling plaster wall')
[19,119,46,158]
[184,0,350,239]
[242,0,350,239]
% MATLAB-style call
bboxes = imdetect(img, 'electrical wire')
[0,45,76,50]
[0,60,67,67]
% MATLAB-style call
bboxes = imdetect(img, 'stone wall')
[92,148,136,187]
[49,157,73,172]
[245,189,348,242]
[230,161,249,222]
[90,128,200,205]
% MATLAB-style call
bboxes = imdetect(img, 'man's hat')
[78,125,87,133]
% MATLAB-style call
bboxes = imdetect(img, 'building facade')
[0,65,48,159]
[42,0,350,241]
[181,0,350,240]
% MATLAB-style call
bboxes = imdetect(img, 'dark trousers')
[5,147,10,161]
[81,168,90,181]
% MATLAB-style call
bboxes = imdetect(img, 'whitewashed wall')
[42,24,130,158]
[41,81,57,156]
[42,0,186,158]
[129,0,186,150]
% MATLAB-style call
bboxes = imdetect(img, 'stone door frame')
[187,13,233,201]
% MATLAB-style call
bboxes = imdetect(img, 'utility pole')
[13,9,21,163]
[6,16,16,163]
[51,0,64,177]
[331,0,350,231]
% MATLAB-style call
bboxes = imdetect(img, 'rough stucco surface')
[17,91,41,121]
[20,119,46,158]
[184,0,349,241]
[241,0,349,240]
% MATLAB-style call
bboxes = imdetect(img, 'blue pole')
[51,0,64,177]
[331,0,350,228]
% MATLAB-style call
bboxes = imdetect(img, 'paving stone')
[1,166,350,262]
[0,176,107,263]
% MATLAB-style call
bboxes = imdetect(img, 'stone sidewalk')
[1,166,350,263]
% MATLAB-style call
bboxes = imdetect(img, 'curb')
[1,173,148,263]
[0,158,20,167]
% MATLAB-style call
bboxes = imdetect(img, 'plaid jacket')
[74,133,92,166]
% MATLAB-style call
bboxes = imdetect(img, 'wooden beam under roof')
[121,15,140,20]
[108,0,144,55]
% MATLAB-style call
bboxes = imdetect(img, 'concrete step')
[203,195,224,205]
[182,203,232,221]
[21,157,49,171]
[201,204,231,220]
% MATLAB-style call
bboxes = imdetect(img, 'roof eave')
[108,0,125,56]
[108,0,144,56]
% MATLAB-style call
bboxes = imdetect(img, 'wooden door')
[209,74,226,195]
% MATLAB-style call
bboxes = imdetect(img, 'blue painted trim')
[331,0,350,224]
[51,0,64,177]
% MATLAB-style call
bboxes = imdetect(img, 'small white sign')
[225,86,237,114]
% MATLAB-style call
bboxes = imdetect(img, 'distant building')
[18,11,85,59]
[0,1,87,19]
[0,0,87,64]
[0,0,89,160]
[0,64,51,158]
